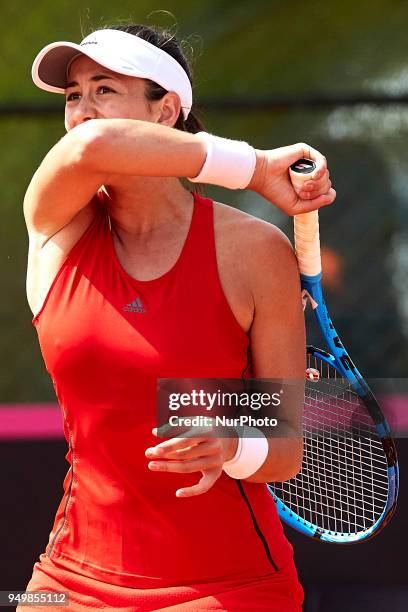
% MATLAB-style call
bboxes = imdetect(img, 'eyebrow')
[66,74,117,89]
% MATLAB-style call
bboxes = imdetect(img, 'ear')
[157,92,182,127]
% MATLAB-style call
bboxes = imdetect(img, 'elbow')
[280,454,303,481]
[278,441,304,481]
[265,460,303,484]
[65,120,108,172]
[278,439,304,482]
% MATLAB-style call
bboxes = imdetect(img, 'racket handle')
[289,159,322,277]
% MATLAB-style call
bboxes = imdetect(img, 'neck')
[104,176,194,237]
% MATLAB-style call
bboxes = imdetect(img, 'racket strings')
[271,354,389,536]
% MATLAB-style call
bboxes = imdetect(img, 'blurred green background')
[1,0,408,402]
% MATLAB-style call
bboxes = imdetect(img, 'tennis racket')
[267,159,399,543]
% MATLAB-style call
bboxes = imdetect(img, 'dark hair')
[109,24,205,134]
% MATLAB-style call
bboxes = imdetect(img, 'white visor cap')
[31,28,193,119]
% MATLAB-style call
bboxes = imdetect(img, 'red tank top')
[33,192,293,588]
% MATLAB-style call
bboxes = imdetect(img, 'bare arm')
[87,124,334,214]
[23,119,207,239]
[243,224,305,483]
[24,118,334,240]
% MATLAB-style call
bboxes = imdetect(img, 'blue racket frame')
[268,273,399,543]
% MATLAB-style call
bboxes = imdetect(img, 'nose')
[68,96,98,129]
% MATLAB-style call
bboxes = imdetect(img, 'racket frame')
[269,272,399,543]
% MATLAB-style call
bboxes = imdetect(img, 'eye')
[64,84,115,103]
[97,85,114,94]
[65,91,80,102]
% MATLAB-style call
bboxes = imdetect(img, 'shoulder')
[213,200,297,279]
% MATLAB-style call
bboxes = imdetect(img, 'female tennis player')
[21,24,334,611]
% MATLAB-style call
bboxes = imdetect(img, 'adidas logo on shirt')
[123,297,145,314]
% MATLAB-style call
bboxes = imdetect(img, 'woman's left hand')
[248,142,336,216]
[145,424,238,498]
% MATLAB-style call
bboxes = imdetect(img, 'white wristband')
[222,426,269,480]
[188,132,257,189]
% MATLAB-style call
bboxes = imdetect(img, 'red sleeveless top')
[33,192,293,588]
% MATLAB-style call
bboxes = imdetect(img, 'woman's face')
[64,55,158,131]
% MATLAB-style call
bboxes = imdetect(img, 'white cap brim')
[31,29,193,118]
[32,41,86,94]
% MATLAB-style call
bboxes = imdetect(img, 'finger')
[299,180,332,200]
[166,423,215,443]
[148,455,221,474]
[153,421,215,440]
[150,440,221,460]
[153,422,207,438]
[146,427,214,456]
[152,424,190,439]
[146,436,208,457]
[176,468,221,498]
[303,146,328,180]
[174,440,221,459]
[300,177,331,193]
[293,189,336,214]
[287,143,327,178]
[311,162,328,181]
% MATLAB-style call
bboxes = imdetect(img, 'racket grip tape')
[289,159,322,277]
